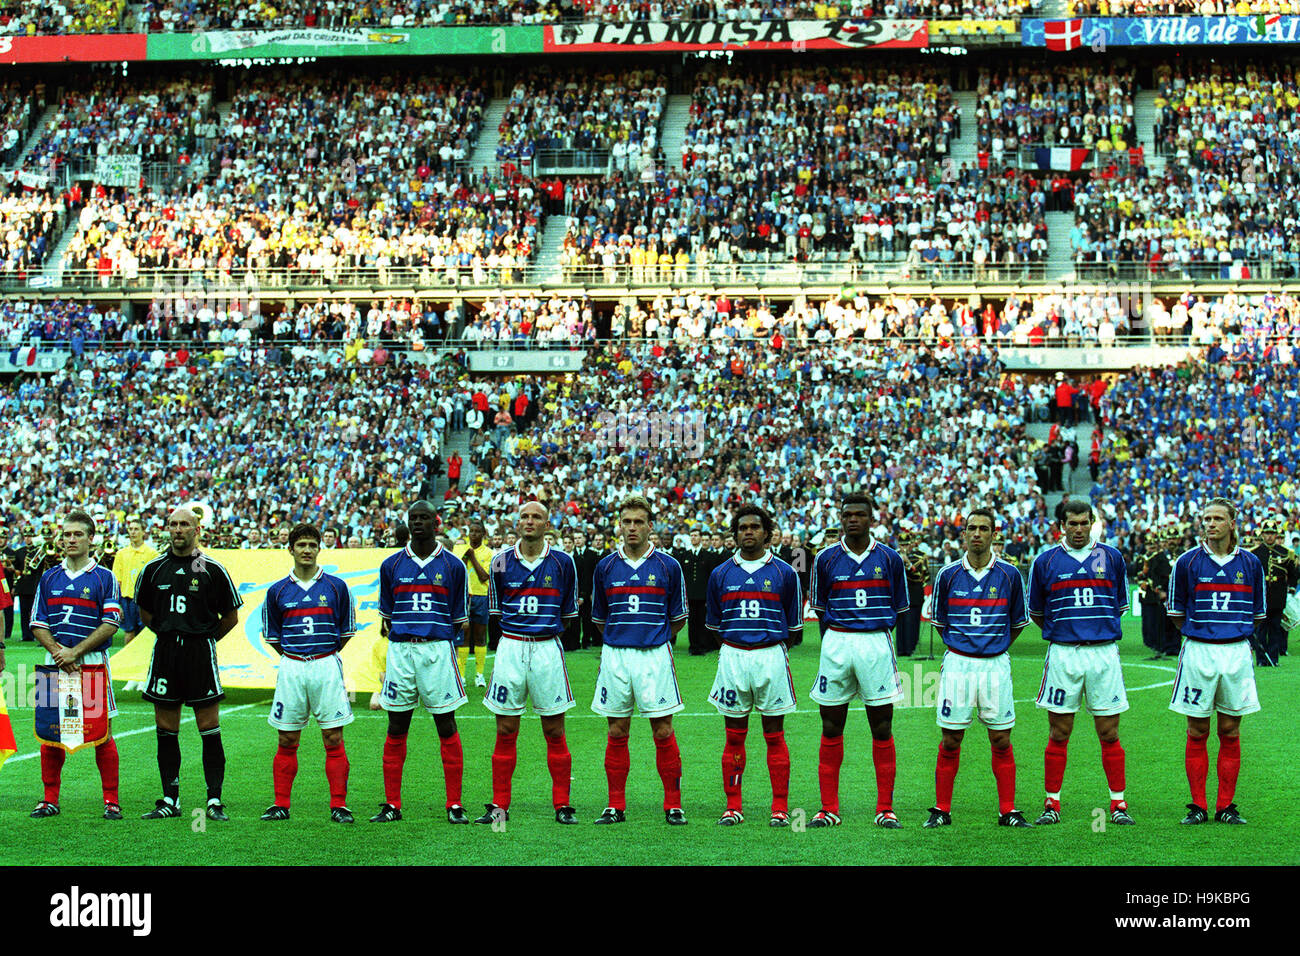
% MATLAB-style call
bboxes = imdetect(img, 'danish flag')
[1044,19,1084,51]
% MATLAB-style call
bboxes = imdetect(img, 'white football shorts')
[1035,642,1128,716]
[591,643,685,718]
[381,641,467,715]
[710,643,797,717]
[809,628,903,707]
[1169,640,1261,718]
[270,653,354,730]
[937,650,1015,730]
[485,636,576,718]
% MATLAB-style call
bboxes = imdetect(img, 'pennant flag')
[1034,147,1091,171]
[1044,18,1084,51]
[33,664,111,753]
[8,345,37,367]
[0,691,15,769]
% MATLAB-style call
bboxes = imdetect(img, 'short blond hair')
[619,494,654,522]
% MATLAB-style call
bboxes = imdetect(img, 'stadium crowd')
[0,0,123,35]
[128,1,1039,34]
[0,188,65,279]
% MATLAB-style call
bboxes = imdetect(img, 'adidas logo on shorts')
[444,693,452,700]
[554,696,562,703]
[878,684,887,692]
[1112,695,1120,702]
[774,697,783,704]
[334,711,344,718]
[658,697,667,705]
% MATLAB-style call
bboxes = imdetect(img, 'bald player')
[477,500,581,825]
[133,507,243,821]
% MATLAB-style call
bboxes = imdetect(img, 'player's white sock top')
[1109,790,1125,801]
[1045,791,1061,802]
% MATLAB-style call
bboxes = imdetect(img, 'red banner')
[0,34,148,65]
[543,19,927,52]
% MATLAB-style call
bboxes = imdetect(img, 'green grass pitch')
[2,619,1296,866]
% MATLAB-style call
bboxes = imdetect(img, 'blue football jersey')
[263,569,356,656]
[489,543,578,638]
[379,544,468,643]
[810,540,909,631]
[590,544,687,648]
[31,560,121,648]
[705,551,802,647]
[1166,545,1266,643]
[932,557,1029,656]
[1028,543,1128,644]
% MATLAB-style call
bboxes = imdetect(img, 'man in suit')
[1137,530,1172,660]
[896,530,928,658]
[572,530,601,650]
[677,529,714,655]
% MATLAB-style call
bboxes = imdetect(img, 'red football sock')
[324,742,348,809]
[1044,738,1068,801]
[382,734,407,809]
[722,727,747,812]
[546,733,572,808]
[491,731,518,809]
[440,732,463,808]
[1185,733,1209,810]
[654,733,682,811]
[1100,738,1126,806]
[40,745,65,804]
[1215,734,1241,813]
[872,737,896,814]
[95,737,120,806]
[273,743,299,808]
[818,734,844,814]
[935,743,960,814]
[990,744,1016,816]
[764,731,790,816]
[604,735,630,811]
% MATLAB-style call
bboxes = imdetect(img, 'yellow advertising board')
[929,19,1017,35]
[110,550,391,692]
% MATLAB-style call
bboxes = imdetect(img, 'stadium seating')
[0,0,124,34]
[0,188,64,278]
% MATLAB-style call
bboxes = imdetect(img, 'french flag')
[1044,18,1084,51]
[8,345,37,367]
[1034,147,1091,171]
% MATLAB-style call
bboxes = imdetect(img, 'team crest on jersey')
[318,595,329,605]
[874,566,882,577]
[435,573,443,582]
[1235,571,1244,582]
[189,579,199,591]
[989,587,997,597]
[82,586,91,596]
[544,575,552,584]
[763,579,771,590]
[647,574,656,586]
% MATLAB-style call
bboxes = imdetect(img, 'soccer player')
[113,516,157,692]
[923,508,1031,828]
[590,495,688,825]
[135,507,243,821]
[707,504,802,827]
[477,500,580,825]
[454,520,492,688]
[260,524,357,823]
[370,501,470,824]
[808,494,909,828]
[29,512,123,820]
[1028,498,1133,826]
[1168,498,1265,825]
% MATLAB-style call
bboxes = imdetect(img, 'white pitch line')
[5,700,270,763]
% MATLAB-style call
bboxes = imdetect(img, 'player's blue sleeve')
[1028,553,1048,615]
[488,552,502,616]
[705,567,722,631]
[560,552,578,619]
[262,580,282,645]
[1009,564,1030,628]
[1113,549,1128,620]
[782,564,803,634]
[30,571,52,631]
[931,565,950,629]
[1251,554,1267,620]
[668,556,687,622]
[99,569,122,622]
[810,550,828,613]
[1166,553,1188,616]
[891,550,910,613]
[449,556,468,625]
[378,555,394,621]
[337,577,356,642]
[590,560,608,624]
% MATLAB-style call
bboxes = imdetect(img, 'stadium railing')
[24,260,1057,292]
[1074,260,1289,282]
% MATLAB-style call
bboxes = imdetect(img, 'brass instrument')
[24,524,59,577]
